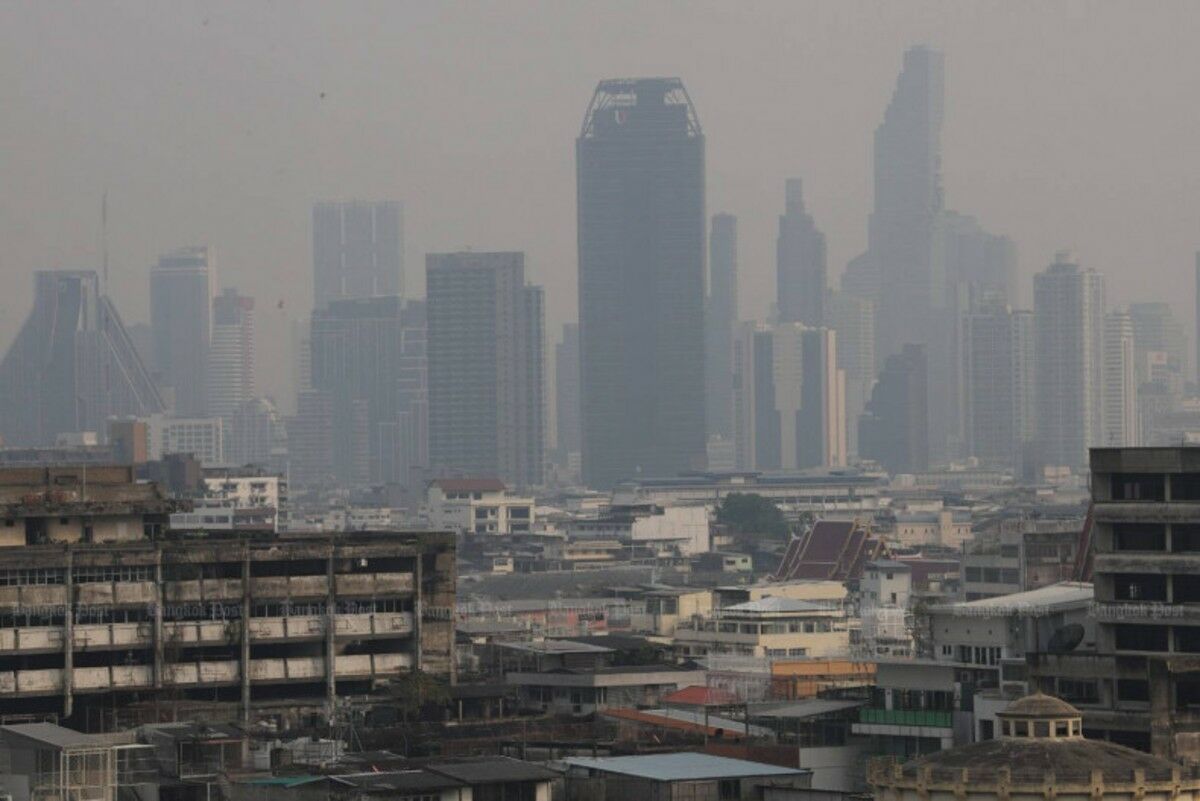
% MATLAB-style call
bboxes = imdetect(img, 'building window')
[1110,473,1165,502]
[1114,625,1168,652]
[1114,524,1166,552]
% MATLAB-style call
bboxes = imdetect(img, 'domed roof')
[998,692,1082,719]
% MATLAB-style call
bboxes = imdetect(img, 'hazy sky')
[3,1,1199,405]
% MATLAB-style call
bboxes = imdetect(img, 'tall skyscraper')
[426,252,544,488]
[312,201,403,308]
[226,398,288,474]
[963,300,1036,468]
[1033,252,1105,470]
[555,323,582,465]
[776,179,826,327]
[0,271,165,446]
[150,246,212,416]
[310,295,426,487]
[208,288,255,421]
[942,210,1018,307]
[1103,309,1138,447]
[733,323,780,471]
[870,46,945,358]
[796,327,846,469]
[826,289,876,459]
[577,78,706,488]
[859,344,929,475]
[706,213,738,440]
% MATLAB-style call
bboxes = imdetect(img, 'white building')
[674,596,850,659]
[144,414,224,465]
[565,504,711,557]
[1102,309,1138,446]
[208,288,255,420]
[426,478,534,535]
[203,469,288,532]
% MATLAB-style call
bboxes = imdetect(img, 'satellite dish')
[1047,623,1085,653]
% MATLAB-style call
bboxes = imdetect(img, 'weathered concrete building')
[0,465,455,727]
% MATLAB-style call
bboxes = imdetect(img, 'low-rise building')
[427,478,535,535]
[203,467,289,532]
[563,752,812,801]
[675,597,851,659]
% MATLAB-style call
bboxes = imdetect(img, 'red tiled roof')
[773,519,886,582]
[662,685,740,707]
[430,478,507,493]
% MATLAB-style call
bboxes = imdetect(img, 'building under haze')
[208,287,255,421]
[312,200,404,309]
[705,213,738,441]
[859,343,929,475]
[577,77,706,488]
[310,295,427,488]
[555,323,581,470]
[963,300,1036,469]
[150,246,212,416]
[0,270,165,446]
[826,289,876,459]
[776,179,826,327]
[426,252,544,489]
[1034,253,1105,470]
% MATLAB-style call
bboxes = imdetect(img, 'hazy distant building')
[555,323,582,465]
[797,327,846,468]
[208,288,255,421]
[1103,309,1138,447]
[426,252,544,488]
[733,323,780,471]
[577,78,706,487]
[705,213,738,441]
[1195,254,1200,383]
[310,295,426,487]
[942,210,1018,307]
[226,397,288,473]
[144,413,225,465]
[776,179,826,327]
[150,246,212,416]
[871,46,945,360]
[963,300,1036,467]
[826,289,876,458]
[1033,253,1105,470]
[859,344,929,474]
[312,201,403,308]
[288,389,334,487]
[0,271,165,446]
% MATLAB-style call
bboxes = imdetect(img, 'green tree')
[716,493,790,539]
[387,669,451,723]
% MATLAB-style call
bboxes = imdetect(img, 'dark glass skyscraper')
[776,179,826,327]
[150,246,211,416]
[312,201,403,309]
[577,78,706,488]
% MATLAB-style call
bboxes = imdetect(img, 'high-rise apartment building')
[0,271,164,446]
[1128,302,1186,444]
[706,213,738,440]
[963,301,1036,468]
[312,201,403,309]
[208,288,255,420]
[826,290,876,459]
[310,296,427,487]
[1033,253,1105,470]
[577,78,706,488]
[776,179,826,327]
[942,210,1018,307]
[426,252,544,489]
[733,323,780,471]
[1103,310,1139,447]
[555,324,582,468]
[288,389,335,487]
[859,344,929,474]
[150,246,212,416]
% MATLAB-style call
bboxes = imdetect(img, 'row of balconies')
[0,573,415,610]
[0,652,414,695]
[0,613,414,652]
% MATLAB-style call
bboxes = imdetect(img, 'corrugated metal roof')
[933,581,1093,616]
[749,699,864,719]
[564,752,805,781]
[0,723,107,750]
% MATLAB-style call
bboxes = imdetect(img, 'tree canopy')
[716,493,790,539]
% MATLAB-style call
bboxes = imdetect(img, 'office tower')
[288,389,334,486]
[706,213,738,440]
[858,344,929,474]
[733,323,780,471]
[871,46,945,359]
[826,290,876,458]
[797,327,846,468]
[555,323,582,465]
[942,210,1018,307]
[776,179,827,326]
[310,295,426,487]
[150,246,212,416]
[577,78,706,488]
[1103,310,1138,447]
[226,397,289,473]
[1033,253,1105,470]
[963,300,1036,467]
[208,288,255,420]
[143,413,225,465]
[426,252,544,488]
[1128,302,1186,386]
[312,201,403,308]
[395,300,430,487]
[0,271,165,446]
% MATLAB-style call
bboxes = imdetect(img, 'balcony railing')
[857,708,952,728]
